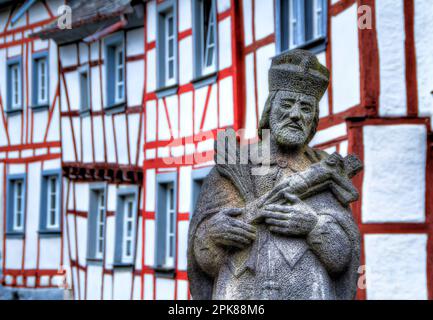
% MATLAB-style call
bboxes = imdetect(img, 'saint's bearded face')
[269,91,317,148]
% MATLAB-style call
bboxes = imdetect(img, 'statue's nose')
[289,103,301,121]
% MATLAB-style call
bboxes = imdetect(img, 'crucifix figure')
[187,49,362,300]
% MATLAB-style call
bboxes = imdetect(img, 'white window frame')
[313,0,324,39]
[114,45,125,104]
[95,191,106,259]
[36,57,48,105]
[201,0,217,75]
[164,183,175,268]
[121,195,136,264]
[46,176,59,230]
[11,63,21,110]
[12,180,24,232]
[164,11,176,86]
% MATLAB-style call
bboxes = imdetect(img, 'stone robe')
[187,146,361,300]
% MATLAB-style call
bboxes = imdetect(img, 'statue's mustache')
[279,117,305,132]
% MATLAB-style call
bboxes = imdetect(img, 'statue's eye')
[282,100,295,108]
[301,104,312,113]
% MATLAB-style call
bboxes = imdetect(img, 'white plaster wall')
[244,53,257,139]
[331,4,360,113]
[218,76,234,128]
[126,60,144,107]
[179,37,193,85]
[254,0,274,41]
[376,0,407,117]
[127,28,145,56]
[414,0,433,122]
[242,0,253,46]
[155,278,175,300]
[177,221,189,271]
[316,52,329,118]
[362,125,426,223]
[179,92,193,137]
[143,274,154,300]
[218,18,232,70]
[113,269,132,300]
[87,265,103,300]
[256,43,275,120]
[5,239,23,269]
[177,279,189,300]
[310,123,347,147]
[39,238,62,269]
[179,0,192,32]
[365,234,428,300]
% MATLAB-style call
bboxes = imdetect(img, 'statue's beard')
[270,117,310,148]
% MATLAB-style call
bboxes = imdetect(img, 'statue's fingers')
[261,210,290,220]
[282,192,301,204]
[228,226,256,241]
[221,233,251,246]
[265,218,289,227]
[264,204,292,213]
[230,219,257,234]
[223,208,244,217]
[268,226,290,235]
[216,238,247,250]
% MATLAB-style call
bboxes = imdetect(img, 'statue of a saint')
[187,49,362,300]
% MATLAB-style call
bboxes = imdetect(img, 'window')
[87,185,107,260]
[32,52,49,108]
[105,33,125,110]
[96,192,106,259]
[114,45,125,103]
[122,196,135,263]
[155,173,177,270]
[6,175,26,235]
[39,171,61,234]
[193,0,217,78]
[277,0,327,53]
[157,0,178,91]
[114,187,139,265]
[191,167,212,216]
[79,68,90,113]
[6,57,22,112]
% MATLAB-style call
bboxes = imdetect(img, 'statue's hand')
[208,208,257,250]
[260,194,318,237]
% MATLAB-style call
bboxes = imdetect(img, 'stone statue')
[187,49,362,300]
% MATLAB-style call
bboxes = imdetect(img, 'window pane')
[168,38,174,58]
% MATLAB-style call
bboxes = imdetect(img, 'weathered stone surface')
[187,49,362,300]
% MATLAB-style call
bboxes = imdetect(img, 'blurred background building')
[0,0,431,300]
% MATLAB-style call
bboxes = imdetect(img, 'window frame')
[190,167,212,218]
[155,172,178,272]
[79,65,91,115]
[6,174,26,237]
[192,0,218,83]
[6,56,23,114]
[113,186,139,267]
[104,33,126,113]
[39,170,62,235]
[276,0,328,55]
[32,51,49,110]
[156,0,178,97]
[87,183,107,262]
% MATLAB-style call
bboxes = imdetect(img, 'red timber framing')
[0,3,63,289]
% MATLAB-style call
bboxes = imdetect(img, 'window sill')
[192,72,218,90]
[5,232,25,239]
[112,262,135,268]
[5,108,23,116]
[38,229,61,237]
[31,104,49,112]
[153,266,176,278]
[104,102,126,115]
[278,37,328,56]
[87,258,104,265]
[156,84,178,99]
[79,109,91,118]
